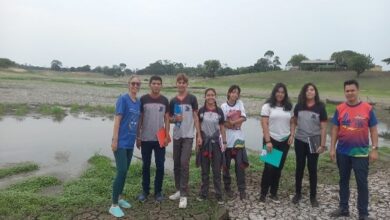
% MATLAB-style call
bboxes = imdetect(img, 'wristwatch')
[372,145,378,150]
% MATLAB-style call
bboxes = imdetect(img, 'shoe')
[239,191,246,200]
[310,197,319,207]
[155,192,164,203]
[179,197,187,209]
[137,192,148,203]
[225,190,234,199]
[109,205,124,218]
[259,194,266,203]
[358,215,373,220]
[269,194,279,201]
[292,194,302,204]
[329,208,350,217]
[217,197,224,205]
[169,191,180,200]
[196,195,206,202]
[118,199,132,209]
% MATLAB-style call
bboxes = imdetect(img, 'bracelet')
[223,141,227,144]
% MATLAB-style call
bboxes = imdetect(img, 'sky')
[0,0,389,70]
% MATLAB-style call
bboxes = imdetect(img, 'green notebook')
[259,146,283,168]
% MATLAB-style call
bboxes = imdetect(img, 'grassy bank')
[1,147,389,219]
[0,162,39,179]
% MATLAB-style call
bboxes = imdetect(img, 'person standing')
[136,75,170,203]
[329,80,379,220]
[259,83,294,202]
[168,73,202,209]
[109,76,142,218]
[221,85,249,200]
[291,83,327,207]
[196,88,227,205]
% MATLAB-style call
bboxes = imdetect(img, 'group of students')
[109,74,379,220]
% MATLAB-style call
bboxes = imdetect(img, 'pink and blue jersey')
[332,102,377,157]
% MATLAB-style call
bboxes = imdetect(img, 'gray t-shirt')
[169,94,198,140]
[198,106,225,138]
[294,103,328,143]
[140,94,169,141]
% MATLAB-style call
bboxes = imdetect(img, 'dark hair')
[344,79,359,89]
[149,75,162,84]
[227,85,241,100]
[297,82,324,106]
[265,83,292,111]
[203,88,217,109]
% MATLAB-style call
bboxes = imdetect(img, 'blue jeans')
[336,152,369,216]
[141,141,166,195]
[112,148,134,204]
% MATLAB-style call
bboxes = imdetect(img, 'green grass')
[0,163,39,179]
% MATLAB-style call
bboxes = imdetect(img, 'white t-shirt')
[221,100,247,148]
[260,103,293,142]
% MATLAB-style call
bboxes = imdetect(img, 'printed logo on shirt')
[185,106,190,111]
[159,106,164,112]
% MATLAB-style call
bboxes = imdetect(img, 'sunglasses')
[130,82,141,87]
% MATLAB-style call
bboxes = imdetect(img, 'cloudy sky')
[0,0,389,70]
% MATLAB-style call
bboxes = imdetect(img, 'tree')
[203,60,221,78]
[0,58,16,68]
[51,60,62,71]
[119,63,127,72]
[330,50,359,69]
[264,50,274,59]
[288,54,308,66]
[254,58,270,72]
[273,56,281,70]
[382,58,390,65]
[350,54,373,77]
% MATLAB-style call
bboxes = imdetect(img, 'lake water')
[1,115,389,182]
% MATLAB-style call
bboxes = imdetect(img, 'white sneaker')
[169,191,180,200]
[179,197,187,209]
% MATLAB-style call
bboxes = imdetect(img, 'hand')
[266,142,273,153]
[221,143,227,152]
[369,150,378,162]
[111,139,118,152]
[136,138,141,150]
[197,136,203,147]
[330,147,336,162]
[288,135,294,146]
[316,146,326,154]
[163,137,169,147]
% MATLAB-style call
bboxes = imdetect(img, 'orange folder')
[156,127,171,148]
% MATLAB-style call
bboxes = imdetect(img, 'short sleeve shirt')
[331,102,377,157]
[261,103,293,142]
[198,106,225,138]
[221,100,246,148]
[140,94,169,141]
[115,93,141,149]
[294,103,328,143]
[169,93,198,139]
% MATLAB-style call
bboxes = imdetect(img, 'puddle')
[1,114,389,184]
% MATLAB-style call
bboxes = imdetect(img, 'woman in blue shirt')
[109,75,141,218]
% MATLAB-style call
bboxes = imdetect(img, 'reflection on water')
[0,115,389,181]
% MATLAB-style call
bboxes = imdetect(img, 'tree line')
[1,50,389,78]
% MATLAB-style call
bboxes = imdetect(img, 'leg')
[307,150,319,198]
[179,138,193,196]
[336,152,352,212]
[112,148,129,205]
[141,141,153,195]
[119,149,134,196]
[173,139,182,191]
[260,163,272,196]
[154,141,166,195]
[223,149,232,192]
[211,144,222,199]
[235,150,246,193]
[294,138,307,196]
[352,157,369,217]
[270,139,289,196]
[200,148,211,197]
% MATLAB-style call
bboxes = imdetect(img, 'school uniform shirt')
[221,100,246,148]
[261,103,293,142]
[169,93,198,140]
[140,94,169,142]
[198,106,225,138]
[294,102,328,143]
